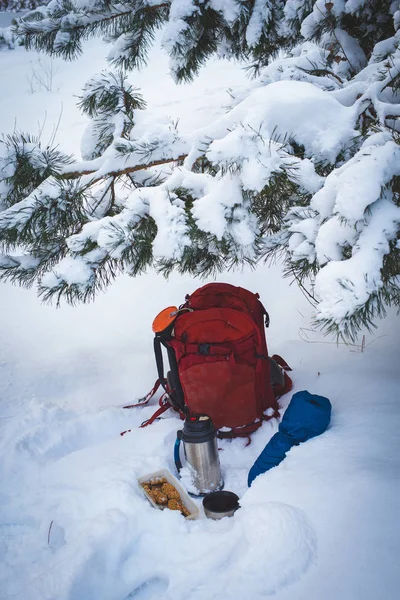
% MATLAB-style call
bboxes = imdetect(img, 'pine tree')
[0,1,399,340]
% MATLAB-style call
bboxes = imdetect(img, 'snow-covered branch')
[1,1,400,338]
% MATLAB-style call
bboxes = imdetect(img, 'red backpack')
[123,283,292,438]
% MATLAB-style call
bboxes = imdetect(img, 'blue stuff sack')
[248,390,331,486]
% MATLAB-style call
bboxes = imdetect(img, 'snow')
[203,79,358,165]
[315,191,400,325]
[318,142,400,222]
[1,18,400,600]
[246,0,271,46]
[1,262,400,600]
[191,174,249,241]
[345,0,367,11]
[161,0,200,73]
[209,0,241,24]
[41,255,95,287]
[284,136,400,322]
[334,27,367,71]
[147,187,190,260]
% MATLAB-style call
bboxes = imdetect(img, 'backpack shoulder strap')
[154,334,168,391]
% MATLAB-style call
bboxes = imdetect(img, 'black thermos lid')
[181,415,216,443]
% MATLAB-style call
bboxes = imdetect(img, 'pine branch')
[15,2,171,62]
[59,153,188,183]
[297,65,343,84]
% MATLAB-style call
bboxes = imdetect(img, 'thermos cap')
[182,415,216,443]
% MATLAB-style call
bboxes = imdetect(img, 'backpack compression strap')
[120,336,178,434]
[139,393,171,428]
[122,378,163,409]
[120,393,171,435]
[271,354,293,399]
[271,354,292,372]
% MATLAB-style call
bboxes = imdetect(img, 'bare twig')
[37,111,47,139]
[288,269,317,307]
[27,55,60,94]
[47,520,53,545]
[48,103,64,147]
[299,326,360,347]
[299,327,386,352]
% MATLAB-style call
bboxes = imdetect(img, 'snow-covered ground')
[1,20,400,600]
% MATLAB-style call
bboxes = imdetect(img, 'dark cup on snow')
[202,491,240,519]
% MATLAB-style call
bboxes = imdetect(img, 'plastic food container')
[138,468,200,520]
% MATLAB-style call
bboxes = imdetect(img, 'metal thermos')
[174,415,223,495]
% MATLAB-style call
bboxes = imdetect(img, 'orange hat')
[152,306,179,333]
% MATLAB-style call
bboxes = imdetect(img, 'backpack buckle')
[199,343,211,355]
